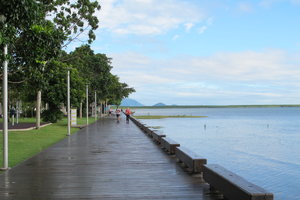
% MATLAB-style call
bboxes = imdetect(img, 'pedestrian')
[10,107,16,118]
[108,108,113,116]
[115,108,121,122]
[125,107,131,122]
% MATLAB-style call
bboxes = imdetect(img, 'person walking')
[108,108,113,116]
[125,107,132,122]
[115,108,121,122]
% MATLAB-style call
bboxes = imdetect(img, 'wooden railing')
[203,164,274,200]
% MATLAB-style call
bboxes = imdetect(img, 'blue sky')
[70,0,300,105]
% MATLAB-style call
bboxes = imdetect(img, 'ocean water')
[133,107,300,200]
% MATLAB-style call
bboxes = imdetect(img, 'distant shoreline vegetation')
[119,104,300,109]
[134,115,207,119]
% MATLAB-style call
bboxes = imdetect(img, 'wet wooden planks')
[0,118,217,200]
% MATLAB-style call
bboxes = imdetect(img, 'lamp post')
[94,91,97,120]
[67,70,71,136]
[1,15,9,170]
[86,84,89,125]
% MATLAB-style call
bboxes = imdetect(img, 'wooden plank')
[0,118,215,200]
[161,137,180,154]
[175,146,207,173]
[203,164,274,200]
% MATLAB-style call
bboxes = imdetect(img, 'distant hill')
[120,98,144,107]
[153,102,166,107]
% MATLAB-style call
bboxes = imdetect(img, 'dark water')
[134,107,300,200]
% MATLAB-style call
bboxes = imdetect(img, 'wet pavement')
[0,117,217,200]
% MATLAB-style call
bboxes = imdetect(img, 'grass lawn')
[134,115,207,119]
[0,117,96,168]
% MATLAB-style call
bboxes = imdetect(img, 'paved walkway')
[0,117,217,200]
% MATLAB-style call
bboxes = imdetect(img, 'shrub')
[42,108,63,123]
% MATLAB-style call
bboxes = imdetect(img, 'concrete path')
[0,117,218,200]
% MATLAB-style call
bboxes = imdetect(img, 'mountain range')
[120,98,167,107]
[153,102,166,106]
[120,98,144,107]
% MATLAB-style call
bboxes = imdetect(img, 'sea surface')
[133,107,300,200]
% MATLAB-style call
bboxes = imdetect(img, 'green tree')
[0,0,44,45]
[41,61,85,122]
[43,0,100,44]
[61,45,135,108]
[1,0,100,128]
[12,21,66,128]
[106,75,136,106]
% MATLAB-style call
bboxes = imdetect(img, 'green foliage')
[42,60,85,107]
[0,0,100,45]
[107,76,136,105]
[1,1,134,121]
[2,0,100,92]
[0,0,44,44]
[40,60,85,122]
[61,45,135,105]
[45,0,101,44]
[12,21,66,91]
[41,108,64,123]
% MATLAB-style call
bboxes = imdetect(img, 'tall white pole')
[16,101,19,124]
[86,84,88,125]
[1,15,9,170]
[2,42,8,170]
[67,70,71,136]
[94,91,97,120]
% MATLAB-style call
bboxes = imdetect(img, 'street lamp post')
[1,15,9,170]
[67,70,71,136]
[94,91,97,120]
[86,84,89,125]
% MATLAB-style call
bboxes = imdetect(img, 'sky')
[69,0,300,106]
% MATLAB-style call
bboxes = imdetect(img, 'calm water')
[133,107,300,200]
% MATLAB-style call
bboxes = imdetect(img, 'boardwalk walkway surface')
[0,117,218,200]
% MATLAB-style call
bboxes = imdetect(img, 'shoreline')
[120,104,300,109]
[135,115,207,119]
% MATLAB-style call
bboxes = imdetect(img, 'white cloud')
[110,52,151,69]
[198,26,208,34]
[206,17,214,26]
[110,49,300,105]
[259,0,300,7]
[172,49,300,82]
[238,2,253,12]
[172,35,179,41]
[176,91,282,98]
[112,49,300,85]
[98,0,206,35]
[184,23,194,32]
[196,17,213,35]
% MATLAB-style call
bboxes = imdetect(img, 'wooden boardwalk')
[0,117,218,200]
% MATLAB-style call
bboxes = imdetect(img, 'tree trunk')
[36,90,41,129]
[80,102,82,118]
